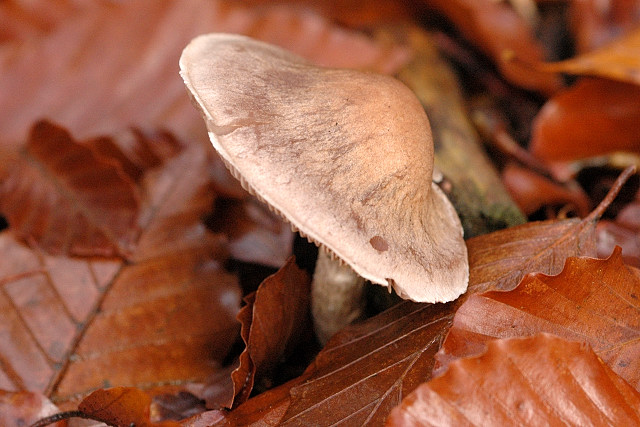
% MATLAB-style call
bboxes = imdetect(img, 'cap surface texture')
[180,33,468,302]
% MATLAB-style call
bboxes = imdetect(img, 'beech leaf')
[435,247,640,390]
[0,128,241,407]
[231,257,311,407]
[387,334,640,426]
[516,28,640,86]
[0,120,139,257]
[78,387,180,426]
[420,0,562,94]
[531,78,640,162]
[222,211,601,425]
[0,0,409,149]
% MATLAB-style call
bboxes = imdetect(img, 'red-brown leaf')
[79,387,180,426]
[207,197,294,268]
[420,0,562,94]
[0,0,410,149]
[0,131,241,407]
[530,78,640,162]
[230,257,310,407]
[0,120,139,257]
[220,214,599,425]
[518,28,640,86]
[569,0,640,53]
[387,334,640,426]
[435,247,640,390]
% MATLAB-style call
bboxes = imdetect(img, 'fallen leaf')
[0,0,85,43]
[53,146,241,406]
[0,0,410,149]
[387,334,640,426]
[502,162,590,216]
[0,120,139,257]
[516,27,640,86]
[0,127,242,408]
[435,246,640,390]
[231,257,311,407]
[530,78,640,162]
[419,0,562,94]
[207,197,294,268]
[78,387,180,426]
[0,390,64,427]
[222,211,601,425]
[152,392,207,422]
[569,0,640,53]
[238,0,414,28]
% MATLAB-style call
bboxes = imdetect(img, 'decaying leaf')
[0,120,139,257]
[502,162,590,216]
[387,334,640,426]
[435,247,640,390]
[531,78,640,162]
[230,257,311,408]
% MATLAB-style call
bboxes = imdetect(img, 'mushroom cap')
[180,33,468,303]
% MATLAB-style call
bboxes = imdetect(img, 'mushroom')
[180,33,468,342]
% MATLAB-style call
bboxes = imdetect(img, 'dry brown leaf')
[419,0,562,94]
[0,120,139,257]
[516,27,640,86]
[387,334,640,426]
[78,387,180,426]
[0,128,242,408]
[502,162,590,217]
[435,246,640,390]
[530,78,640,162]
[230,257,310,407]
[0,0,410,149]
[219,212,601,425]
[207,197,294,268]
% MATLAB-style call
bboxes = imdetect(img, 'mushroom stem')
[311,249,366,344]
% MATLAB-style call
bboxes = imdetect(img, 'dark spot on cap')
[369,235,388,252]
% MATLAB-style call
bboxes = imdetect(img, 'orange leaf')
[502,162,590,216]
[79,387,180,426]
[387,334,640,426]
[530,78,640,162]
[220,214,599,425]
[0,120,139,257]
[517,28,640,86]
[435,247,640,390]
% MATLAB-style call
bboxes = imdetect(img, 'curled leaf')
[435,247,640,390]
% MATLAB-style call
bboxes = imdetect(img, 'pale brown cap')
[180,33,468,303]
